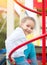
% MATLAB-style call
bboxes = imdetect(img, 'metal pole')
[7,0,14,37]
[42,0,46,65]
[7,0,14,65]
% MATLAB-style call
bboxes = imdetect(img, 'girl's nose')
[28,28,31,31]
[28,28,32,33]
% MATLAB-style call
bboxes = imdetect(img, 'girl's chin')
[25,33,30,35]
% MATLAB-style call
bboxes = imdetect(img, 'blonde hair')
[20,16,36,24]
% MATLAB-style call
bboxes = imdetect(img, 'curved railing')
[14,0,47,16]
[9,33,47,65]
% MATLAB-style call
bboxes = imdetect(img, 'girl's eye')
[27,25,30,27]
[31,27,34,30]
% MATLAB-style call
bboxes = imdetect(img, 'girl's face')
[21,19,35,35]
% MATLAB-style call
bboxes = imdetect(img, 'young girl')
[5,16,38,65]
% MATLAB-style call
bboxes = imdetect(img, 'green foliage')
[0,13,6,49]
[0,32,6,49]
[0,12,19,49]
[14,14,20,28]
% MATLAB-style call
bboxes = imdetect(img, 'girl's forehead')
[25,19,35,24]
[25,20,35,27]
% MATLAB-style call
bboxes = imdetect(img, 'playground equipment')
[7,0,46,65]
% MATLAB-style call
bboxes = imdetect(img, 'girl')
[5,16,38,65]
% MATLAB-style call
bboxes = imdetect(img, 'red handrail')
[14,0,47,16]
[9,33,47,65]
